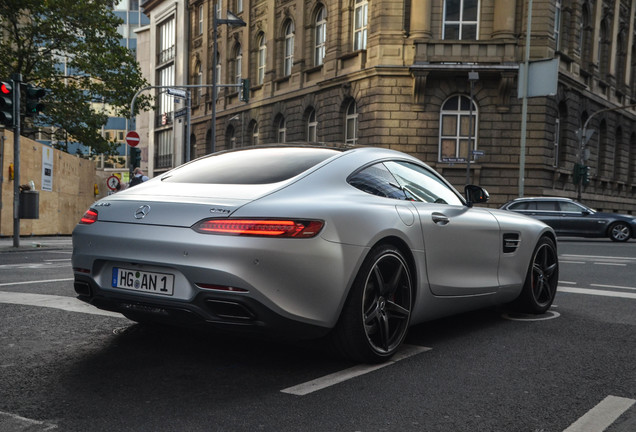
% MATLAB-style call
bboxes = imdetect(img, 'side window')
[509,202,529,210]
[559,202,583,212]
[348,163,407,200]
[385,161,464,205]
[536,201,558,211]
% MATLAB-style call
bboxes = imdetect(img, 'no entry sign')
[125,131,140,147]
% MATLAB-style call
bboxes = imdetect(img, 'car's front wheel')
[608,222,632,242]
[332,244,413,363]
[513,236,559,314]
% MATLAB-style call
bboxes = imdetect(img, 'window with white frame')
[439,95,478,161]
[353,0,368,50]
[345,100,358,145]
[158,16,175,64]
[554,0,561,50]
[443,0,479,40]
[236,0,243,14]
[277,117,286,143]
[251,122,259,146]
[234,44,242,84]
[198,4,204,36]
[315,6,327,66]
[195,62,202,104]
[158,64,174,116]
[257,33,267,85]
[284,21,294,76]
[307,108,317,142]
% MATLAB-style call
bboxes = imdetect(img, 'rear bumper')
[74,275,331,340]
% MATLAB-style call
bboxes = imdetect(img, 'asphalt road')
[0,236,634,432]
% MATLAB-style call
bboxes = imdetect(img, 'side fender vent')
[503,233,520,253]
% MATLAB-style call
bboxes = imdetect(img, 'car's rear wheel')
[608,222,631,242]
[332,244,413,363]
[514,236,559,314]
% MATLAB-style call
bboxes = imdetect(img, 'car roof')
[509,197,574,202]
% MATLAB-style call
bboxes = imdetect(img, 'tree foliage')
[0,0,151,155]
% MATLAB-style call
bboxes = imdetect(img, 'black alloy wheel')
[333,244,413,363]
[609,222,631,242]
[514,236,559,314]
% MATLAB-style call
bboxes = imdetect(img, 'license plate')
[111,267,175,296]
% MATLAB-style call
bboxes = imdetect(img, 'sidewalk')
[0,235,72,251]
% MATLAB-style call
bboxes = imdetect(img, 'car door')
[557,201,602,236]
[384,161,501,296]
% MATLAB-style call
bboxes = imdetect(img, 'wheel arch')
[369,235,418,304]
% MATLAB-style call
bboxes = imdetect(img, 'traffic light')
[582,165,591,186]
[130,147,141,170]
[24,84,45,117]
[239,78,250,102]
[0,81,14,127]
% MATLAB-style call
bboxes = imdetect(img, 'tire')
[513,236,559,314]
[608,222,631,242]
[332,244,413,363]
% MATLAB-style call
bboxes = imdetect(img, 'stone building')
[139,0,636,212]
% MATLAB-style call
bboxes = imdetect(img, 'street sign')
[174,108,187,119]
[106,175,120,191]
[167,88,187,98]
[125,130,140,147]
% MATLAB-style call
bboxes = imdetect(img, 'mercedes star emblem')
[134,205,151,219]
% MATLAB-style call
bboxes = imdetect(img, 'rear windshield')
[161,147,340,184]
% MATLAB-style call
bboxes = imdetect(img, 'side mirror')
[464,185,489,207]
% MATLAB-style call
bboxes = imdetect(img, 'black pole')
[12,73,22,248]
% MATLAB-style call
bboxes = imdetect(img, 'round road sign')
[106,175,121,191]
[125,130,140,147]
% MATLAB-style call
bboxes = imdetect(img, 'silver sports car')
[72,146,558,363]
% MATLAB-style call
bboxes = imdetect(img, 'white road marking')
[560,261,586,264]
[591,283,636,291]
[559,281,577,285]
[563,395,635,432]
[558,287,636,300]
[561,254,636,262]
[0,410,57,431]
[0,291,125,318]
[281,345,431,396]
[0,278,74,287]
[593,262,626,266]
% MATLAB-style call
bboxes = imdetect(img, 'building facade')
[138,0,636,213]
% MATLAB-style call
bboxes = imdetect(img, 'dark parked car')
[500,197,636,242]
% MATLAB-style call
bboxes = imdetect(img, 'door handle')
[432,212,450,225]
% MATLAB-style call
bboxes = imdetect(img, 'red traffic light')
[1,82,11,94]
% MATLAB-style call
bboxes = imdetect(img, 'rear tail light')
[80,209,98,224]
[193,219,324,238]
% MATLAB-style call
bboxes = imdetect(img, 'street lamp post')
[211,6,246,154]
[466,71,479,186]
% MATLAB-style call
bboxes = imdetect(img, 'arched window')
[345,100,358,145]
[614,127,623,181]
[227,125,237,149]
[257,33,267,85]
[307,108,318,142]
[251,121,259,146]
[439,95,478,161]
[554,0,562,50]
[629,133,636,185]
[234,44,242,84]
[277,116,286,143]
[598,120,607,178]
[353,0,368,50]
[315,6,327,66]
[195,61,202,104]
[556,101,568,168]
[598,21,609,77]
[284,21,294,76]
[443,0,479,40]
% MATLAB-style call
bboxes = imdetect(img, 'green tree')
[0,0,151,155]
